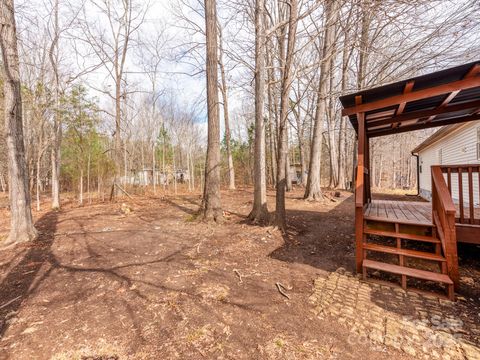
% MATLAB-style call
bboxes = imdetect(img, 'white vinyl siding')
[417,121,480,205]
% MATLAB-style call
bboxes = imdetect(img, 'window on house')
[438,148,443,164]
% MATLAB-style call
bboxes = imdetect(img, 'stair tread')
[364,228,440,243]
[363,259,453,285]
[363,243,446,261]
[364,214,433,226]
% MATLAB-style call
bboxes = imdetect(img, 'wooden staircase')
[361,217,454,300]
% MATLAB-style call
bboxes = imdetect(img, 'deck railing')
[439,164,480,225]
[431,165,459,287]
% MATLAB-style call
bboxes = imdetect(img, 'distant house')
[174,169,190,183]
[288,164,304,184]
[412,121,480,203]
[126,168,168,186]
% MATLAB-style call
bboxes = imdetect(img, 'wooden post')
[445,213,459,289]
[431,166,459,290]
[365,135,371,204]
[355,109,366,273]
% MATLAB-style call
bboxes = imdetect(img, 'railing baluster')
[458,167,464,223]
[468,166,474,224]
[447,168,452,194]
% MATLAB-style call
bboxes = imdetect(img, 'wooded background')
[1,0,479,213]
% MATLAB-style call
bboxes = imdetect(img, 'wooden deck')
[364,199,480,244]
[364,200,432,226]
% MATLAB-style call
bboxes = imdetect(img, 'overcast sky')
[16,0,215,127]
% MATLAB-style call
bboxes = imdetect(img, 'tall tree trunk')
[304,0,338,201]
[249,0,269,223]
[201,0,222,221]
[218,26,235,190]
[123,139,127,189]
[371,146,376,189]
[114,78,122,196]
[349,0,372,191]
[162,126,166,192]
[79,169,83,205]
[1,0,38,244]
[190,149,195,190]
[266,51,277,185]
[292,105,307,187]
[286,143,292,191]
[357,0,371,90]
[337,115,347,189]
[327,51,338,188]
[97,167,101,200]
[28,158,34,193]
[87,152,91,204]
[51,145,61,208]
[49,0,61,209]
[350,131,357,191]
[299,141,307,187]
[173,146,177,195]
[378,153,384,188]
[36,157,41,211]
[0,172,6,192]
[187,151,192,191]
[275,0,298,230]
[336,8,353,191]
[266,25,279,187]
[152,144,156,194]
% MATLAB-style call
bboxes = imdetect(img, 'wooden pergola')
[339,61,480,300]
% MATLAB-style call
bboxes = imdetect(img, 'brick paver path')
[310,270,480,360]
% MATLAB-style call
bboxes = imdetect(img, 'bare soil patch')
[0,188,477,359]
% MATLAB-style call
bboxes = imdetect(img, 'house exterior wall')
[417,121,480,205]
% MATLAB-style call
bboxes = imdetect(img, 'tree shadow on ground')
[0,204,225,349]
[162,198,198,216]
[0,210,58,338]
[163,195,248,220]
[269,193,356,273]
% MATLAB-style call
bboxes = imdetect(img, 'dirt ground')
[0,187,478,359]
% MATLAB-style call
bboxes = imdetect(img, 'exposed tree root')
[247,205,270,225]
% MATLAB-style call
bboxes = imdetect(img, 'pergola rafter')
[367,99,480,129]
[369,113,480,137]
[424,64,480,124]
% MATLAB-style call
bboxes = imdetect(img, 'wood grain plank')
[363,259,453,284]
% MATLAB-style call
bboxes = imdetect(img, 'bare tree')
[248,0,269,223]
[78,0,147,197]
[218,24,236,190]
[304,0,339,201]
[49,0,61,209]
[201,0,222,222]
[0,0,38,244]
[137,24,169,194]
[275,0,298,230]
[0,0,477,226]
